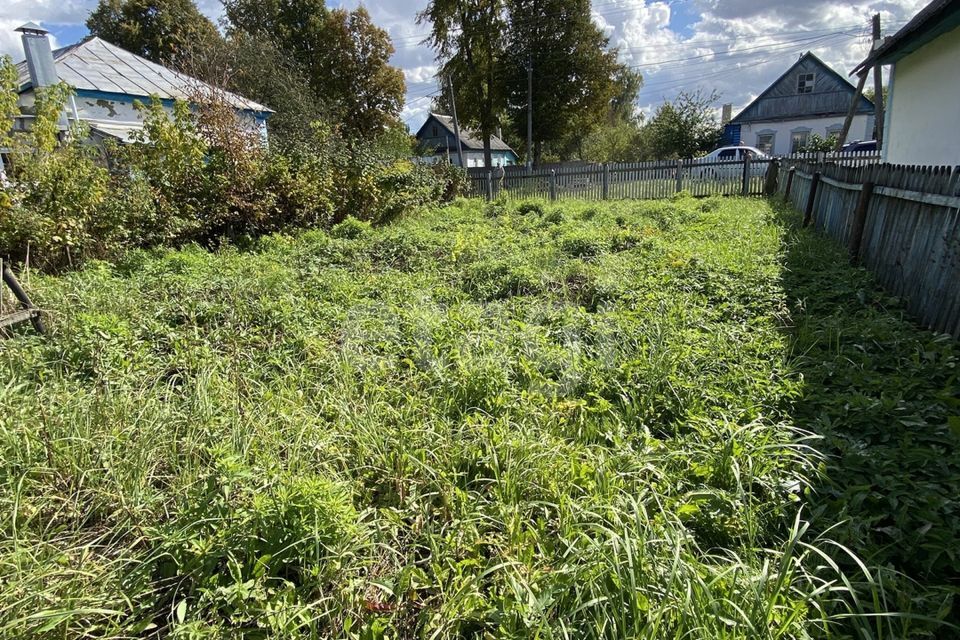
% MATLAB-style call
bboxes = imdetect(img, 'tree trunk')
[483,135,492,170]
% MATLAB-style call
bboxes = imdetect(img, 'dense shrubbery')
[0,58,464,271]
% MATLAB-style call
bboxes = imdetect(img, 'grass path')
[0,197,956,638]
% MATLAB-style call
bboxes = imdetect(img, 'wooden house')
[415,113,518,168]
[725,52,875,155]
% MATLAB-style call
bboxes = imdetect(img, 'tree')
[501,0,627,164]
[86,0,222,65]
[418,0,507,169]
[223,0,405,139]
[644,90,722,159]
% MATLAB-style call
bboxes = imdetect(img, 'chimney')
[495,125,502,140]
[721,103,733,125]
[16,22,69,129]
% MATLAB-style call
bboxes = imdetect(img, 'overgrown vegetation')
[2,195,956,638]
[0,59,465,272]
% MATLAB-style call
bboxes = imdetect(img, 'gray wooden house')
[415,113,518,168]
[724,52,875,155]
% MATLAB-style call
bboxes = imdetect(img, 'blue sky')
[1,0,925,132]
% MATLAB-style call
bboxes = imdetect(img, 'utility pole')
[448,76,465,169]
[872,13,885,149]
[526,56,533,172]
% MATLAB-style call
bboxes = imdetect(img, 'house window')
[825,125,843,141]
[756,132,775,155]
[431,125,439,137]
[790,130,810,153]
[797,73,815,94]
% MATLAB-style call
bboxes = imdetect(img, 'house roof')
[15,36,272,114]
[853,0,960,73]
[730,52,873,124]
[415,113,516,153]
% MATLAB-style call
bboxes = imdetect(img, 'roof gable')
[731,52,874,124]
[16,37,271,114]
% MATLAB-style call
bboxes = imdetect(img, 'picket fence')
[465,151,879,202]
[779,161,960,338]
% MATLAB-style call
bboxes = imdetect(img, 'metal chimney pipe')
[16,22,69,129]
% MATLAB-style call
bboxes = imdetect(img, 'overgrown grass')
[0,196,956,638]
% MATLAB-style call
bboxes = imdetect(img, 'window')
[756,133,775,154]
[825,125,843,141]
[717,149,736,159]
[797,72,815,94]
[431,125,439,137]
[790,130,810,153]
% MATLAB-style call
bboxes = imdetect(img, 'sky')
[1,0,926,132]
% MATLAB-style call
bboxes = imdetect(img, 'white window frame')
[755,130,776,155]
[797,72,816,94]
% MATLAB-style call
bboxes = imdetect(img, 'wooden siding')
[733,53,874,123]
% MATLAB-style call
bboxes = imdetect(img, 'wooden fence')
[779,161,960,337]
[466,151,879,202]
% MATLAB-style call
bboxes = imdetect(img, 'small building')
[11,23,272,145]
[415,113,518,168]
[724,52,875,155]
[854,0,960,165]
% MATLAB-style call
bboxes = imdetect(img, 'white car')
[691,146,770,180]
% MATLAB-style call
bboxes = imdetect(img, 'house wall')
[883,28,960,166]
[418,150,517,168]
[17,89,268,142]
[738,115,874,155]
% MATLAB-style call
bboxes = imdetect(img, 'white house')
[724,52,875,156]
[854,0,960,165]
[10,23,272,145]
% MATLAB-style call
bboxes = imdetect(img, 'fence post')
[741,153,752,196]
[763,159,780,196]
[602,163,610,200]
[675,159,683,193]
[549,169,557,202]
[803,171,821,227]
[1,262,45,334]
[783,167,795,202]
[848,180,875,265]
[486,171,493,202]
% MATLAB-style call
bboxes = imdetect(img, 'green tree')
[502,0,627,163]
[644,90,722,159]
[223,0,405,139]
[418,0,507,169]
[86,0,222,65]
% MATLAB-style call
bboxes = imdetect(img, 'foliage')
[0,83,115,270]
[223,0,406,140]
[86,0,223,65]
[502,0,628,164]
[645,90,723,159]
[2,196,954,638]
[800,133,838,153]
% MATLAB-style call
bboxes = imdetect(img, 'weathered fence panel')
[781,159,960,338]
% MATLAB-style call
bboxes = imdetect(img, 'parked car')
[690,145,770,180]
[841,140,877,152]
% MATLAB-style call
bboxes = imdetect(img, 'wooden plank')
[0,309,38,331]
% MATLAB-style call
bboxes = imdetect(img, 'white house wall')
[883,28,960,166]
[739,115,874,156]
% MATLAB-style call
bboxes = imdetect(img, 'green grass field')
[1,196,957,639]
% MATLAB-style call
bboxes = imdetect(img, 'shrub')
[330,215,371,239]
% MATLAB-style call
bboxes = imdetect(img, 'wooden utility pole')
[526,57,533,172]
[872,14,885,149]
[836,70,869,151]
[448,76,465,169]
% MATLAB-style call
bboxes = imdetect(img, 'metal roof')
[15,36,272,114]
[853,0,960,73]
